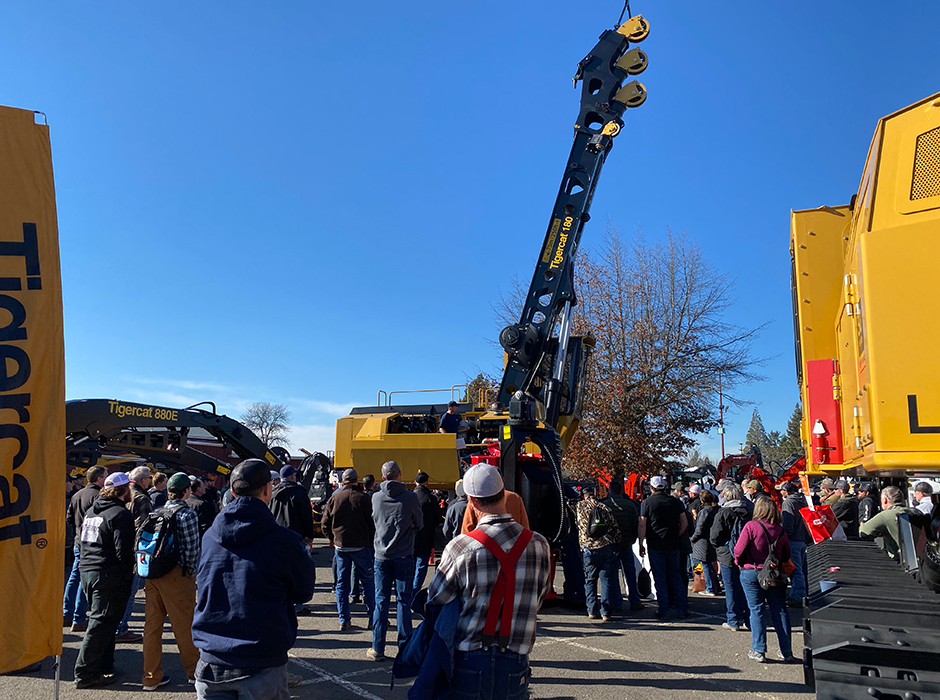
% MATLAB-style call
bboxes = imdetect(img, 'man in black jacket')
[603,480,643,611]
[778,481,811,605]
[411,471,442,593]
[73,472,136,689]
[270,465,316,614]
[187,477,218,537]
[63,466,106,632]
[858,482,880,524]
[830,479,859,537]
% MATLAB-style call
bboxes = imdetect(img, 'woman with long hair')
[733,497,796,663]
[690,490,721,595]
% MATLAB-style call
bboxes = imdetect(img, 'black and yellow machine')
[64,398,322,481]
[335,13,652,546]
[790,92,940,697]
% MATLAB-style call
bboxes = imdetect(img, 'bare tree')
[240,402,292,448]
[562,226,766,481]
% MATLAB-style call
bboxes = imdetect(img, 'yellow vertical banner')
[0,106,65,672]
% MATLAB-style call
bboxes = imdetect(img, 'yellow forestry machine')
[790,92,940,697]
[335,12,652,546]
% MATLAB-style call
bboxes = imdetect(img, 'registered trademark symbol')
[36,538,48,549]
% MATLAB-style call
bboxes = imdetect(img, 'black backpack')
[587,503,609,539]
[135,506,180,579]
[756,522,787,590]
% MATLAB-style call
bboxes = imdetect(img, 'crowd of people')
[63,454,934,697]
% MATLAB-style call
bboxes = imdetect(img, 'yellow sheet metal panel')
[871,92,940,227]
[861,220,940,456]
[790,207,850,368]
[336,412,461,485]
[796,92,940,477]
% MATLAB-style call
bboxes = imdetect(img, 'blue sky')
[3,1,937,459]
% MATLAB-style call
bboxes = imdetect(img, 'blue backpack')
[135,506,180,579]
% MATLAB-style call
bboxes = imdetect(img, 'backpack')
[135,506,180,579]
[727,511,746,553]
[756,522,788,590]
[587,503,609,539]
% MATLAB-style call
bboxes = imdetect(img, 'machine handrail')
[385,385,468,407]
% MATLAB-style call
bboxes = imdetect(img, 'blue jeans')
[63,544,88,624]
[195,661,289,700]
[372,556,415,655]
[116,572,140,635]
[740,568,792,655]
[453,648,529,700]
[335,549,375,624]
[720,562,749,628]
[788,540,808,602]
[647,548,687,616]
[413,549,432,594]
[692,558,719,594]
[582,544,618,617]
[612,546,642,609]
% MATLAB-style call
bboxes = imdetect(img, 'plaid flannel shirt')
[165,499,201,575]
[575,497,621,550]
[427,513,551,655]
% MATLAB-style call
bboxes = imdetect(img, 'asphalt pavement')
[1,546,812,700]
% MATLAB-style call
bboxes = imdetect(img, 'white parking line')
[288,655,387,699]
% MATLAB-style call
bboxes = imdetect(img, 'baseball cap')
[914,482,934,494]
[279,465,297,479]
[688,484,702,495]
[342,468,358,483]
[819,477,834,487]
[744,479,760,490]
[649,475,667,490]
[188,474,198,483]
[833,479,850,491]
[463,464,504,498]
[455,479,465,498]
[776,481,800,494]
[104,472,130,488]
[382,461,401,478]
[167,473,191,492]
[415,471,429,484]
[857,482,873,493]
[231,459,274,496]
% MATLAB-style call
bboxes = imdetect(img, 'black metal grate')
[911,125,940,200]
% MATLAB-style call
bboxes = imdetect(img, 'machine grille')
[911,125,940,200]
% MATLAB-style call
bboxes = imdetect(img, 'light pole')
[717,371,725,458]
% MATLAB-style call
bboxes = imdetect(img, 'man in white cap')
[426,464,551,698]
[73,472,136,688]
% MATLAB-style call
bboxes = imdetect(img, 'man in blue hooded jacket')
[192,459,316,700]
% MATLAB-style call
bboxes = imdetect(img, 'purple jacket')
[733,520,790,569]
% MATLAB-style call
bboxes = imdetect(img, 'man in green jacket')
[859,486,920,559]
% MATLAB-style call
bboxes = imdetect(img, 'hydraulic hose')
[528,432,569,546]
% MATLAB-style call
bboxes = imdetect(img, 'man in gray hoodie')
[368,460,423,662]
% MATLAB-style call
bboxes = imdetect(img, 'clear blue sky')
[3,1,937,459]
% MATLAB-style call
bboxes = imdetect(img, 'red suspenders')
[467,527,534,651]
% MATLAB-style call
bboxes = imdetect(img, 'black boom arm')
[497,16,650,426]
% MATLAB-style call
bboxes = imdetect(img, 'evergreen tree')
[745,409,768,451]
[785,403,804,455]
